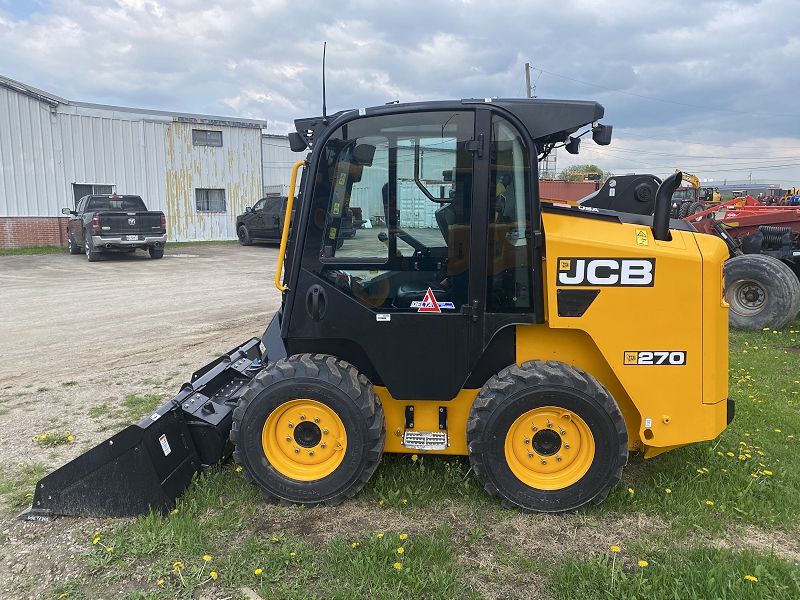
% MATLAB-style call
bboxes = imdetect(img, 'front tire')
[237,224,252,246]
[467,360,628,513]
[231,354,386,506]
[68,234,82,255]
[725,254,800,330]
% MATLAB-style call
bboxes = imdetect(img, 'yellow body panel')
[374,212,729,459]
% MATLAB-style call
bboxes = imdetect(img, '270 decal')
[624,351,686,365]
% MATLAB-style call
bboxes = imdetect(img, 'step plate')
[402,431,448,451]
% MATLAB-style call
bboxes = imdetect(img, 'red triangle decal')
[417,287,441,313]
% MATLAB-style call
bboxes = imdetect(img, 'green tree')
[557,164,613,183]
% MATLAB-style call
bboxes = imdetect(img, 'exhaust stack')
[653,171,682,241]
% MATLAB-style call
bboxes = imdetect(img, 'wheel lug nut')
[560,429,566,435]
[288,422,294,429]
[309,450,314,456]
[300,414,306,421]
[564,443,570,449]
[294,447,300,454]
[531,426,538,432]
[321,442,326,449]
[541,459,547,465]
[285,436,291,442]
[323,429,329,435]
[556,455,562,462]
[314,417,320,423]
[547,421,552,428]
[524,437,530,444]
[528,452,533,458]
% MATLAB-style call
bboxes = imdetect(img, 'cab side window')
[486,117,532,312]
[252,198,267,212]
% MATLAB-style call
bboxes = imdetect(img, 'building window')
[195,188,226,212]
[192,129,223,147]
[72,183,114,207]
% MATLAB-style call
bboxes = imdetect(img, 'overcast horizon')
[2,0,799,187]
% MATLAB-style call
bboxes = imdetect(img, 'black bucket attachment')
[18,338,263,521]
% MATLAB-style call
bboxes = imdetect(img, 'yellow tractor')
[22,98,732,518]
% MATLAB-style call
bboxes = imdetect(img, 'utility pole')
[524,63,536,98]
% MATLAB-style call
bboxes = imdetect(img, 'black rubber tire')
[85,231,99,262]
[725,254,800,330]
[466,360,628,513]
[67,234,82,255]
[231,354,386,506]
[149,246,164,259]
[678,202,692,219]
[237,224,252,246]
[688,201,705,219]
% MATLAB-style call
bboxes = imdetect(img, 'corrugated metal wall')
[261,135,298,195]
[1,83,267,242]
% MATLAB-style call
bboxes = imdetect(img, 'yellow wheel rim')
[504,406,595,490]
[262,399,347,481]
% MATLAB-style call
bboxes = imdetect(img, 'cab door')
[286,108,493,400]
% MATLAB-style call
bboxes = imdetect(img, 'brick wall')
[0,217,69,249]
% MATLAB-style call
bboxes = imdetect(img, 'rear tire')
[688,201,705,219]
[68,234,82,255]
[149,246,164,259]
[85,232,99,262]
[467,360,628,513]
[231,354,386,506]
[237,225,252,246]
[678,202,692,219]
[725,254,800,330]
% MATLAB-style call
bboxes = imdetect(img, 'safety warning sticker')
[159,434,172,457]
[410,288,455,312]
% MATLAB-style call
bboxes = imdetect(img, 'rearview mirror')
[288,132,308,152]
[353,144,376,166]
[61,207,71,215]
[592,124,613,146]
[565,136,581,155]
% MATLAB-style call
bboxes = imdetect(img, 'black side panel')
[288,337,383,385]
[464,325,516,388]
[556,289,601,317]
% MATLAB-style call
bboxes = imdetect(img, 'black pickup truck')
[63,195,167,261]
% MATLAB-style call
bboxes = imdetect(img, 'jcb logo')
[557,258,655,287]
[624,351,686,365]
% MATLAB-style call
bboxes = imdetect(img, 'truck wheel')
[68,234,82,255]
[725,254,800,330]
[467,360,628,513]
[688,201,705,219]
[231,354,386,506]
[149,246,164,259]
[85,233,99,262]
[237,225,252,246]
[678,202,692,219]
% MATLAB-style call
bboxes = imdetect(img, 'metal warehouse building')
[0,74,297,248]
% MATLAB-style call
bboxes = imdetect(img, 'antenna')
[322,42,327,120]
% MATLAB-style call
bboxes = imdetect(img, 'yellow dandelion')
[92,537,100,545]
[764,470,773,475]
[399,533,408,540]
[751,473,759,478]
[351,542,359,549]
[638,560,648,567]
[628,488,634,494]
[610,545,621,553]
[379,500,384,506]
[290,552,296,557]
[107,547,113,552]
[727,452,734,457]
[203,554,212,562]
[397,547,405,554]
[210,571,218,580]
[717,451,723,456]
[67,436,74,441]
[411,454,418,462]
[170,508,179,515]
[272,537,278,542]
[377,533,384,538]
[394,562,402,570]
[173,561,184,571]
[697,469,704,474]
[236,466,243,472]
[254,568,263,575]
[665,488,671,494]
[59,594,68,599]
[706,500,714,506]
[775,429,781,433]
[722,468,727,472]
[157,579,164,585]
[744,574,758,582]
[402,499,408,504]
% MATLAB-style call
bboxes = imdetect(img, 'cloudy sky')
[2,0,800,186]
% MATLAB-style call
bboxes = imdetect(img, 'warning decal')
[410,288,455,312]
[159,434,172,457]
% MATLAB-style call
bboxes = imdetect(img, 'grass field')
[0,240,238,256]
[3,317,799,599]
